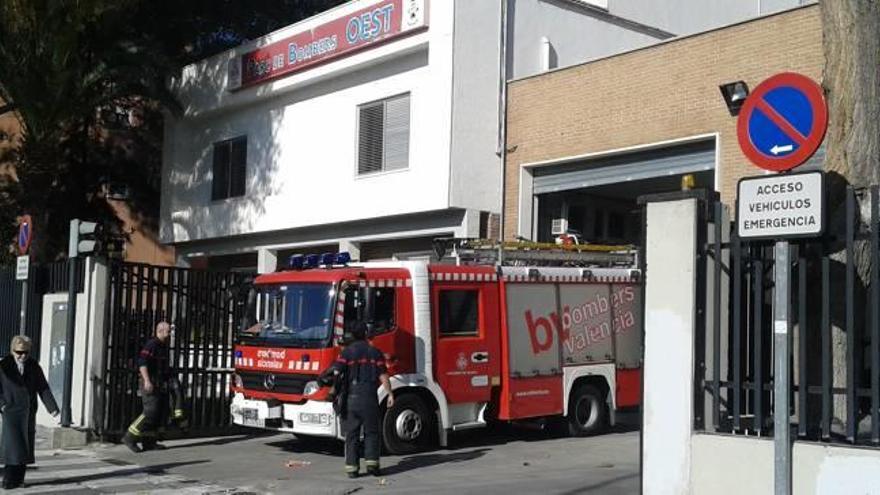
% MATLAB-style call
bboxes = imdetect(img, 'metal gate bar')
[698,186,880,448]
[100,261,245,439]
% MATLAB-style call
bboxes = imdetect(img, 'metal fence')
[100,261,248,439]
[0,259,84,359]
[697,186,880,447]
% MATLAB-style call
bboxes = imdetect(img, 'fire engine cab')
[230,241,642,454]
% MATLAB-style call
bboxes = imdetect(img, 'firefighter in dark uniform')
[327,322,394,478]
[122,321,187,452]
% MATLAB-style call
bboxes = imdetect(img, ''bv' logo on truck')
[524,287,637,354]
[525,310,570,354]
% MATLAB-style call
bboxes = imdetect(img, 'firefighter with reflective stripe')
[328,322,394,478]
[122,321,187,452]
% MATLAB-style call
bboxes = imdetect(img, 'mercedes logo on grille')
[263,374,276,391]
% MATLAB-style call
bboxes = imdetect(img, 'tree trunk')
[821,0,880,189]
[816,0,880,440]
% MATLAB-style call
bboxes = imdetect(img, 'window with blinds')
[212,136,247,200]
[357,93,410,175]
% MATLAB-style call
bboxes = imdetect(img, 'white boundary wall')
[642,196,699,494]
[691,435,880,494]
[641,194,880,494]
[36,258,109,430]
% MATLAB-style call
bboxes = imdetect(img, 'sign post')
[16,215,33,335]
[736,72,828,495]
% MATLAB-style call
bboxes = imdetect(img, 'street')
[11,424,639,494]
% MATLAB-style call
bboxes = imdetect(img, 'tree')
[0,0,177,262]
[803,0,880,439]
[128,0,346,66]
[0,0,344,264]
[821,0,880,191]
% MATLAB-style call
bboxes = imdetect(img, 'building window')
[357,93,410,175]
[438,289,479,337]
[212,136,247,200]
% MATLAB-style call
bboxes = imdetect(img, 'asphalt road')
[83,423,641,495]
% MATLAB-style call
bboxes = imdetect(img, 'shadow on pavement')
[165,432,274,450]
[446,421,640,451]
[263,419,640,457]
[382,448,490,476]
[554,472,639,494]
[267,436,345,457]
[24,460,210,487]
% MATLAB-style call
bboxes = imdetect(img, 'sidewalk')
[0,421,238,494]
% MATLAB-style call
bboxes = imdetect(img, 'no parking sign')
[736,72,828,172]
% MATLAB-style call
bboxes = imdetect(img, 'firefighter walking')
[123,321,187,452]
[327,322,394,478]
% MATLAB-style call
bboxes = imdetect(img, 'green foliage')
[0,0,344,264]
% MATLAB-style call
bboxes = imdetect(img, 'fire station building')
[504,4,822,245]
[160,0,674,270]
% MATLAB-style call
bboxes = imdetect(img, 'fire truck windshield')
[238,283,335,348]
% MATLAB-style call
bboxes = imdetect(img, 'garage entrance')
[523,139,716,245]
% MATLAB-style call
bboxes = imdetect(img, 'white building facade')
[163,0,804,270]
[160,0,671,270]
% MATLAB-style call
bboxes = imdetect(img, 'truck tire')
[382,394,433,454]
[567,384,608,437]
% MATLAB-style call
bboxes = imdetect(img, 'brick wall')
[504,5,823,239]
[0,98,20,178]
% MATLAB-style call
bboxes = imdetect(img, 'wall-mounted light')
[719,81,750,116]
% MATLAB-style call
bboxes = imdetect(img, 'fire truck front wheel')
[567,384,608,437]
[382,394,434,454]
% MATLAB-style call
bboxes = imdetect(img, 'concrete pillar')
[641,194,702,495]
[458,209,482,239]
[257,248,278,274]
[339,240,361,261]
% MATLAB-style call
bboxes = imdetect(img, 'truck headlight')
[303,381,320,396]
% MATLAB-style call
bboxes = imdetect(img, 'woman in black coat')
[0,335,59,489]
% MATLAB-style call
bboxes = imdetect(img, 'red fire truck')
[230,242,642,454]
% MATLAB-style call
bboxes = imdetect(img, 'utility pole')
[61,219,100,427]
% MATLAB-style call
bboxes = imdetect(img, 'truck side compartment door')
[431,282,500,405]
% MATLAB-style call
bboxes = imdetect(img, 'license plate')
[241,408,262,427]
[299,412,330,425]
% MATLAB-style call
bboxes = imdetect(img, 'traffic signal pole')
[61,218,99,427]
[61,220,79,427]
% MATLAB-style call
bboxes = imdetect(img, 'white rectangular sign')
[737,172,824,239]
[15,255,29,281]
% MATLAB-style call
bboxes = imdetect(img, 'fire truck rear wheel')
[382,394,434,455]
[567,384,608,437]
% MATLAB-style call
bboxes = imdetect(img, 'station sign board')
[228,0,429,90]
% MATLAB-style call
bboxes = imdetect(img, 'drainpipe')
[497,0,510,260]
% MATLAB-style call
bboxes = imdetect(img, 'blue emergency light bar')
[304,254,320,268]
[320,253,336,265]
[287,251,352,270]
[288,254,305,269]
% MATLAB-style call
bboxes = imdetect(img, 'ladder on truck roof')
[432,238,638,268]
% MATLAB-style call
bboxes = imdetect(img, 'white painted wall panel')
[449,0,503,212]
[690,435,880,495]
[609,0,805,36]
[509,0,664,79]
[642,198,698,495]
[161,0,456,244]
